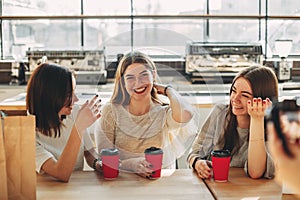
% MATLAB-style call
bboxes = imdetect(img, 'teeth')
[134,87,146,93]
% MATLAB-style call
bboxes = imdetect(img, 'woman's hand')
[194,159,212,179]
[121,157,154,179]
[153,82,166,95]
[247,97,272,119]
[267,122,300,193]
[75,95,101,133]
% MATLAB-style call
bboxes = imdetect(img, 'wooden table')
[204,168,299,200]
[37,169,214,200]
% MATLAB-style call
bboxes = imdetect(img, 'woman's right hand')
[194,159,212,179]
[75,95,101,133]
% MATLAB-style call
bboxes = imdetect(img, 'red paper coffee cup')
[100,148,119,180]
[144,147,163,179]
[211,150,231,182]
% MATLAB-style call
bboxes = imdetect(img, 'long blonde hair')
[111,51,163,106]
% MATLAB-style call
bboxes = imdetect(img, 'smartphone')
[266,97,300,158]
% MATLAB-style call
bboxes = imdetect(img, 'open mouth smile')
[134,86,147,94]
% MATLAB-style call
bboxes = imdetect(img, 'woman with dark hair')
[26,63,101,182]
[187,65,278,179]
[95,51,197,179]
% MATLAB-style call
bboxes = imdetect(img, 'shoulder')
[209,103,228,117]
[103,102,126,113]
[102,102,113,113]
[102,102,124,119]
[213,103,228,111]
[152,102,169,114]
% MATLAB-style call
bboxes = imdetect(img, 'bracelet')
[92,158,99,170]
[249,138,264,142]
[164,85,172,96]
[192,157,200,171]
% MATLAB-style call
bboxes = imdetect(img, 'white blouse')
[35,105,94,174]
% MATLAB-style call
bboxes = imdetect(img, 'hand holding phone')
[266,97,300,158]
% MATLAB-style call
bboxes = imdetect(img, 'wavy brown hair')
[221,65,278,155]
[26,63,73,137]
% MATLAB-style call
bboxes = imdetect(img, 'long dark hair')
[222,66,278,154]
[26,63,73,137]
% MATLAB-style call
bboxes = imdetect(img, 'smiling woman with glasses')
[94,51,197,179]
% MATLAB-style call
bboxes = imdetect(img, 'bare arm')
[154,83,193,123]
[41,126,83,182]
[247,97,270,178]
[41,96,101,182]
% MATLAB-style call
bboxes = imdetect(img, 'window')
[1,0,300,59]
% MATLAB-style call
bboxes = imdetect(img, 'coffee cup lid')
[144,146,163,155]
[211,149,230,157]
[100,148,119,156]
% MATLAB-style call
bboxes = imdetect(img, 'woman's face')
[123,63,154,101]
[58,75,78,116]
[230,77,253,116]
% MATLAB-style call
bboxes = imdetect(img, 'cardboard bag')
[0,120,8,200]
[0,111,36,200]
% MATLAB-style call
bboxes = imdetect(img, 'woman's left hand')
[247,97,272,119]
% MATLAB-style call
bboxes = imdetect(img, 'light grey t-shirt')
[187,104,275,179]
[35,105,94,174]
